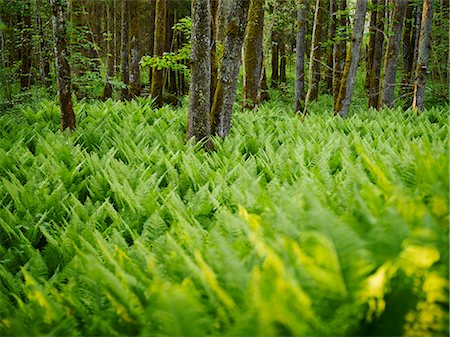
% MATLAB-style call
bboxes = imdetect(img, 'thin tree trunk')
[102,2,115,100]
[400,0,415,106]
[303,0,323,114]
[333,0,347,100]
[50,0,76,131]
[368,0,385,109]
[365,0,378,91]
[259,56,270,102]
[243,0,264,110]
[380,0,406,108]
[271,30,279,87]
[120,0,130,100]
[148,0,156,88]
[334,0,367,118]
[279,38,287,83]
[210,0,250,138]
[187,0,211,147]
[325,0,337,93]
[412,0,433,112]
[36,0,51,88]
[150,0,166,107]
[130,0,141,97]
[20,3,32,91]
[294,0,306,112]
[210,0,219,107]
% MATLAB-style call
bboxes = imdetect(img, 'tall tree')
[380,0,407,108]
[210,0,250,138]
[303,0,324,113]
[120,0,130,100]
[130,0,141,98]
[365,0,378,90]
[36,0,51,87]
[333,0,347,99]
[334,0,367,118]
[102,1,115,100]
[19,1,32,91]
[367,0,385,109]
[50,0,76,131]
[271,29,279,87]
[243,0,264,110]
[412,0,433,112]
[150,0,166,107]
[148,0,156,86]
[210,0,219,107]
[187,0,211,147]
[325,0,337,94]
[294,0,306,112]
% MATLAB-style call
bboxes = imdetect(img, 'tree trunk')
[120,0,130,100]
[148,0,156,88]
[365,0,378,91]
[294,0,306,112]
[187,0,211,147]
[210,0,250,138]
[210,0,219,107]
[380,0,406,108]
[19,3,32,91]
[130,0,141,98]
[400,0,416,106]
[333,0,347,100]
[303,0,324,113]
[50,0,76,131]
[325,0,337,94]
[368,0,385,109]
[102,2,115,100]
[412,0,433,112]
[243,0,264,110]
[114,0,122,75]
[279,38,287,83]
[259,56,270,102]
[334,0,367,118]
[36,0,51,88]
[150,0,166,107]
[271,30,279,87]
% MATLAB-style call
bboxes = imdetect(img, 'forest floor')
[0,93,448,336]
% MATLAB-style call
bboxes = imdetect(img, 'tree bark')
[243,0,264,110]
[150,0,166,107]
[368,0,385,109]
[187,0,211,147]
[380,0,406,108]
[210,0,219,107]
[365,0,378,91]
[325,0,337,94]
[303,0,324,114]
[19,2,32,91]
[400,0,415,105]
[279,37,287,83]
[102,2,115,100]
[36,0,51,88]
[412,0,433,112]
[271,30,279,87]
[294,0,306,112]
[333,0,347,100]
[334,0,367,118]
[148,0,156,88]
[130,0,141,98]
[120,0,130,100]
[50,0,76,131]
[210,0,250,138]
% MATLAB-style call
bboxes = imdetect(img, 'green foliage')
[140,17,191,74]
[0,97,448,336]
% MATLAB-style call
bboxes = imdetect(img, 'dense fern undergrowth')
[0,97,448,336]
